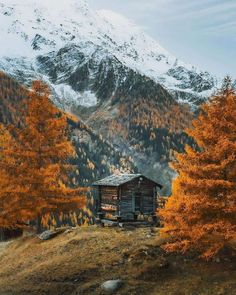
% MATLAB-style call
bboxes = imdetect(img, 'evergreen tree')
[0,81,86,231]
[160,79,236,259]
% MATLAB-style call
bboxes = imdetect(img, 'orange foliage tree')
[0,81,86,232]
[0,124,19,228]
[159,77,236,259]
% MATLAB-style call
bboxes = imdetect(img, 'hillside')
[79,70,195,194]
[0,227,235,295]
[0,72,135,189]
[0,71,27,124]
[0,68,190,195]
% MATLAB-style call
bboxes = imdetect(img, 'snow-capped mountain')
[0,0,219,109]
[0,0,224,193]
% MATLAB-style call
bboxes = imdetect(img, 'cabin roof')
[93,173,162,188]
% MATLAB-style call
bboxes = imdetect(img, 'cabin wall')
[141,180,157,213]
[100,186,118,218]
[120,178,157,218]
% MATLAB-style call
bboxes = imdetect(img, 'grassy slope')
[0,227,235,295]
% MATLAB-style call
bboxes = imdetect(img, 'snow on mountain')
[0,0,219,108]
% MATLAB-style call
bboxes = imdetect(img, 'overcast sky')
[89,0,236,78]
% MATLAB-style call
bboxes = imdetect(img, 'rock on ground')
[101,279,123,293]
[38,230,61,241]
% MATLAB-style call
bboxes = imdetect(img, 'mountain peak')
[0,0,89,9]
[0,0,219,107]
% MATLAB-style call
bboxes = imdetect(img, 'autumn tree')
[0,124,19,228]
[160,77,236,259]
[0,81,86,232]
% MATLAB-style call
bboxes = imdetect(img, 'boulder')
[101,279,123,293]
[38,230,62,241]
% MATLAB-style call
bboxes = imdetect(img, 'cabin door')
[133,192,141,212]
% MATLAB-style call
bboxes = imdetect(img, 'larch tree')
[0,124,20,228]
[159,77,236,259]
[0,81,86,232]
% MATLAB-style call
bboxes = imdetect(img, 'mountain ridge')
[0,0,219,108]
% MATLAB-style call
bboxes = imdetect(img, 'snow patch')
[80,91,97,107]
[54,84,97,107]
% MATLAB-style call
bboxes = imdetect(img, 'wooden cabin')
[93,174,162,222]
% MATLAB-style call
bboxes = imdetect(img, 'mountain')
[0,0,221,194]
[0,0,219,108]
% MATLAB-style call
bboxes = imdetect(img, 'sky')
[89,0,236,78]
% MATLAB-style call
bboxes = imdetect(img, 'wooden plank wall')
[120,195,133,213]
[121,177,156,214]
[100,186,118,214]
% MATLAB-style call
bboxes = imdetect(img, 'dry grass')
[0,226,235,295]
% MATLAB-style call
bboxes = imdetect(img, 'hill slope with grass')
[0,227,235,295]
